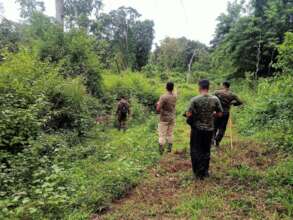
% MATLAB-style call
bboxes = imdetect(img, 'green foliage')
[141,63,160,78]
[15,0,45,18]
[275,32,293,74]
[94,7,154,71]
[103,72,160,109]
[265,160,293,217]
[0,121,159,219]
[64,0,102,29]
[153,37,208,72]
[0,18,22,55]
[0,50,99,150]
[210,0,293,78]
[25,14,103,96]
[61,29,103,96]
[228,165,261,183]
[187,71,210,84]
[234,74,293,151]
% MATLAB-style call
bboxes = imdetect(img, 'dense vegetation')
[0,0,292,219]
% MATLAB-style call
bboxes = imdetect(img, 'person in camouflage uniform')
[186,79,223,179]
[157,82,177,154]
[116,96,130,131]
[213,81,243,147]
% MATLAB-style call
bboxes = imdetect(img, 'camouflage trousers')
[214,112,230,145]
[190,128,213,178]
[118,115,127,131]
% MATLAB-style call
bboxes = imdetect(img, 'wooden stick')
[229,115,233,149]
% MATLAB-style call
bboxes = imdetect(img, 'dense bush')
[0,50,161,219]
[274,32,293,74]
[25,14,103,96]
[0,50,103,218]
[103,71,160,110]
[234,75,293,151]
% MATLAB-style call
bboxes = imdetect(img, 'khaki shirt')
[158,93,177,122]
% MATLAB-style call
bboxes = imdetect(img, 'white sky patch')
[1,0,230,45]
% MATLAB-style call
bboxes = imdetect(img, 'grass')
[95,83,293,219]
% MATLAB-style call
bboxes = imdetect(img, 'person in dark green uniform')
[116,96,130,131]
[213,81,243,147]
[186,79,223,179]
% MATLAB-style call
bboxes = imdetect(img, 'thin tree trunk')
[255,31,262,87]
[187,48,198,83]
[55,0,64,29]
[268,48,275,75]
[188,49,197,72]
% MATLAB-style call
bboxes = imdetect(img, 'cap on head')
[223,81,230,88]
[198,79,210,90]
[166,81,174,92]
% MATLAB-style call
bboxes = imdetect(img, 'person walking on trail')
[116,96,130,131]
[213,81,243,147]
[157,82,177,155]
[185,79,223,179]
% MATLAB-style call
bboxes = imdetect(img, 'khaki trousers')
[158,121,175,145]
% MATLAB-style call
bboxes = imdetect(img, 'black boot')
[159,144,164,155]
[167,143,172,153]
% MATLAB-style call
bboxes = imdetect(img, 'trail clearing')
[93,135,288,220]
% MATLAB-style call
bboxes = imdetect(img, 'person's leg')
[213,117,220,145]
[118,117,122,131]
[200,130,213,177]
[166,121,175,152]
[215,113,230,146]
[190,128,201,176]
[122,117,127,132]
[158,122,168,154]
[194,129,207,179]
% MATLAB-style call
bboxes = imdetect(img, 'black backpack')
[120,103,128,116]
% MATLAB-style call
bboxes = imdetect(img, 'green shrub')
[234,75,293,151]
[274,32,293,74]
[103,72,160,110]
[265,160,293,217]
[25,14,103,97]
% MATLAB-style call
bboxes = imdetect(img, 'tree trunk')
[188,49,197,72]
[255,31,262,86]
[55,0,64,29]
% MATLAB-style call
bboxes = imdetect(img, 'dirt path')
[93,137,287,220]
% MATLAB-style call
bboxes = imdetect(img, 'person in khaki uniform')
[156,82,177,154]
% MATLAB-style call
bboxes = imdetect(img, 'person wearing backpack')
[156,82,177,154]
[116,96,130,131]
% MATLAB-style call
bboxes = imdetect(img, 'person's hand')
[186,112,192,117]
[213,111,223,118]
[156,101,160,113]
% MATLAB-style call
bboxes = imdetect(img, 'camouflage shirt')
[187,94,223,131]
[158,93,177,122]
[214,89,243,112]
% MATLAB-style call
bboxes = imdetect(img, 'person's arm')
[156,96,163,113]
[213,97,223,118]
[185,98,195,118]
[116,102,121,115]
[231,93,243,106]
[127,102,131,115]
